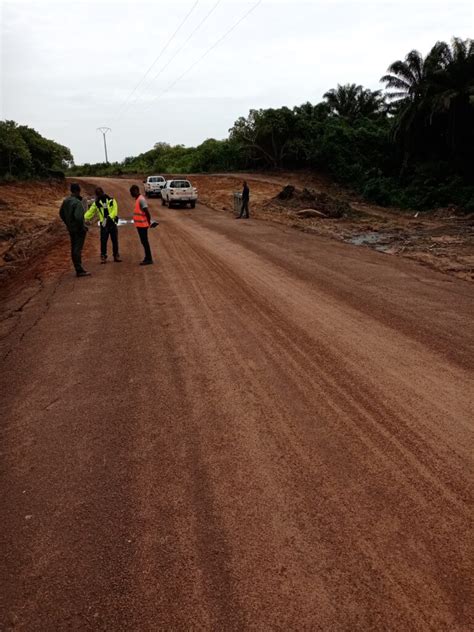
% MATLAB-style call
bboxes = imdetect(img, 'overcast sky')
[1,0,472,164]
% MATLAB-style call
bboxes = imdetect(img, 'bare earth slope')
[0,180,67,282]
[1,177,472,631]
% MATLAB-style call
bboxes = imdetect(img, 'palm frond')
[405,50,424,82]
[381,75,411,91]
[385,60,417,85]
[385,91,410,102]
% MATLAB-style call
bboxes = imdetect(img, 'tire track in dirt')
[163,211,472,496]
[138,204,472,629]
[2,177,471,630]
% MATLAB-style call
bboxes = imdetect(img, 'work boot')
[76,270,91,277]
[114,256,122,262]
[100,255,107,264]
[139,260,153,266]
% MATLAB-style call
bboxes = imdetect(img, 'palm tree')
[380,45,445,171]
[357,88,387,117]
[323,84,385,120]
[324,84,361,118]
[381,38,474,171]
[427,38,474,156]
[382,50,427,103]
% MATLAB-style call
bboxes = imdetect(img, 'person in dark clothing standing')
[237,180,250,219]
[59,183,90,277]
[85,187,122,263]
[130,184,154,265]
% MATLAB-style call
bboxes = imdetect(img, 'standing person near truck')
[59,183,90,277]
[130,184,154,265]
[237,180,250,219]
[85,187,122,264]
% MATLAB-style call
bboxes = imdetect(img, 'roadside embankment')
[0,180,68,287]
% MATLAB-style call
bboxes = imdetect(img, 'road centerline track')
[1,177,472,630]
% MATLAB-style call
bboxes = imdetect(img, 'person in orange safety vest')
[130,184,155,265]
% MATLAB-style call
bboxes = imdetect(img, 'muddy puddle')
[347,231,401,252]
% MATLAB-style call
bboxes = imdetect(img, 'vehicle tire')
[145,191,149,197]
[190,201,196,209]
[161,197,166,206]
[169,201,174,209]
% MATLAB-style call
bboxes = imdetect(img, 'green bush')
[0,120,72,180]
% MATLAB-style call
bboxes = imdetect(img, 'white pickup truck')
[161,179,198,209]
[144,175,166,198]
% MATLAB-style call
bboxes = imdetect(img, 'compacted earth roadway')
[1,177,472,631]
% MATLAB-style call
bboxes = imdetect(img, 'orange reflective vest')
[133,195,150,228]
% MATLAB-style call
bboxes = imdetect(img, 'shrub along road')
[1,178,472,630]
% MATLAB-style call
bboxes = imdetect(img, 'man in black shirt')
[59,183,90,277]
[237,180,250,219]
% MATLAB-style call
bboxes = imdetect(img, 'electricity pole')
[97,127,111,163]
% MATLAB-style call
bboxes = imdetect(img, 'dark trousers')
[100,221,119,258]
[69,230,86,273]
[137,227,152,262]
[239,198,249,218]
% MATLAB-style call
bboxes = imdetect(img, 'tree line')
[0,121,73,180]
[10,36,474,211]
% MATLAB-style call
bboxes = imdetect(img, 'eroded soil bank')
[0,180,68,285]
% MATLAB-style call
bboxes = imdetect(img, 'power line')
[113,0,199,120]
[118,0,224,120]
[141,0,262,113]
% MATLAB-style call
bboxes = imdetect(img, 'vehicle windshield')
[149,177,163,182]
[171,180,191,188]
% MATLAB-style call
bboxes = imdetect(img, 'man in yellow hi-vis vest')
[85,187,122,263]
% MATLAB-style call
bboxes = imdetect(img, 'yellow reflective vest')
[85,197,118,223]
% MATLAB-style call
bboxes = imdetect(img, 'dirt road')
[1,177,472,631]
